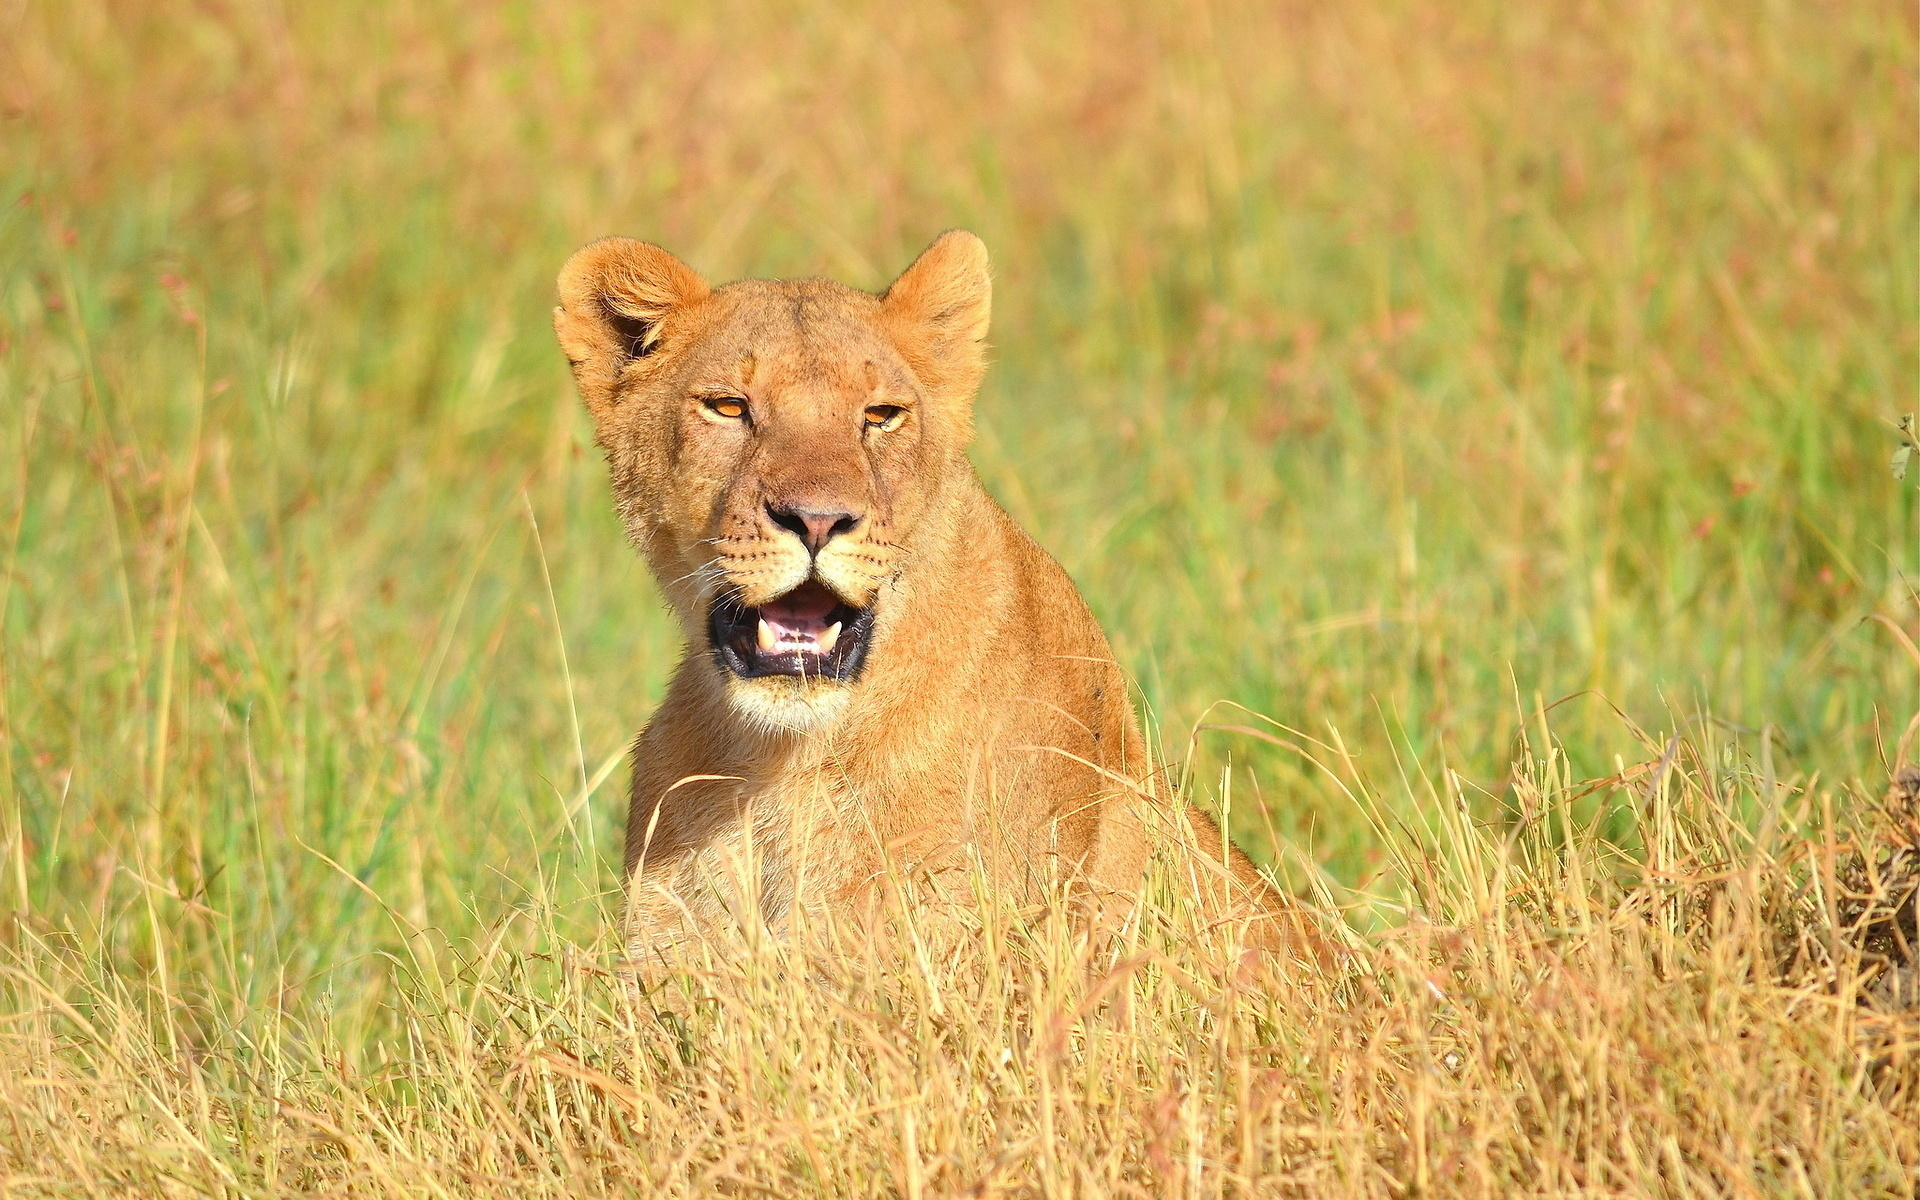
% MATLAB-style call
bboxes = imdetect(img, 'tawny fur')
[553,231,1310,956]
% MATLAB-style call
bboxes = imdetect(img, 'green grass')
[1,0,1917,1193]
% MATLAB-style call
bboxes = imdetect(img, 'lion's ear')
[881,230,991,406]
[553,238,710,425]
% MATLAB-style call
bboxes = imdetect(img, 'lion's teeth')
[819,621,842,654]
[757,618,776,652]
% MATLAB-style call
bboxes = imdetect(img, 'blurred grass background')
[0,0,1914,1079]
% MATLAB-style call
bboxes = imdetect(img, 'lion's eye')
[704,396,748,421]
[864,404,906,431]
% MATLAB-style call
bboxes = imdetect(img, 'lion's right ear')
[553,238,710,423]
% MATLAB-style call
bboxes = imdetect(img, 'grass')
[1,0,1917,1193]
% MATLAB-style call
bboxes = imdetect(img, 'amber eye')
[704,396,748,421]
[864,404,906,431]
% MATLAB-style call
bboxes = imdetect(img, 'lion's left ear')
[880,231,991,406]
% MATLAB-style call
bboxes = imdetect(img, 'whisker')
[666,555,725,591]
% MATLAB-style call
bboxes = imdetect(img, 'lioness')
[554,231,1296,954]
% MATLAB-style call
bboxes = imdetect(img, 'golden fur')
[553,231,1308,955]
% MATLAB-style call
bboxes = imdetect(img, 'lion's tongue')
[756,583,842,654]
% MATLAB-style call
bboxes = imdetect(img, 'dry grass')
[2,0,1917,1194]
[4,731,1917,1194]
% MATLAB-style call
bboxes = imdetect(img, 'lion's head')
[554,232,991,730]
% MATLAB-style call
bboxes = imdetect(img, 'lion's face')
[554,233,992,730]
[623,283,940,694]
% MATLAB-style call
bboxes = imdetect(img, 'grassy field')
[2,0,1917,1193]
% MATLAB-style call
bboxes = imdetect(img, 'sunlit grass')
[1,0,1915,1193]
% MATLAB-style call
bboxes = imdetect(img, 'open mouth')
[708,581,876,682]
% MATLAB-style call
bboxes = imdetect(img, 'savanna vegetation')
[1,0,1916,1194]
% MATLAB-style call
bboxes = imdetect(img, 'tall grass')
[1,0,1915,1193]
[5,728,1917,1193]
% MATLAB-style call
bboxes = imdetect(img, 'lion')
[553,230,1314,957]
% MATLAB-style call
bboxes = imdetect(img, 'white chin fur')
[726,674,852,734]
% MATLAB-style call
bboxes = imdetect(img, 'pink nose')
[767,504,861,554]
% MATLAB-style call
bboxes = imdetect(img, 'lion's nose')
[767,503,862,555]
